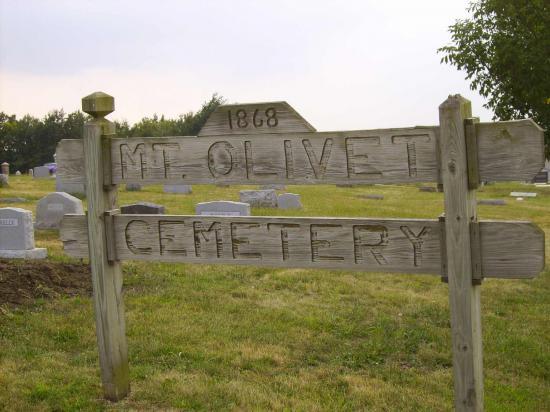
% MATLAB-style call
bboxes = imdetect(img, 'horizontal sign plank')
[56,119,544,186]
[60,214,544,279]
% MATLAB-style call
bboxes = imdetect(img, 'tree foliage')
[0,94,225,172]
[438,0,550,157]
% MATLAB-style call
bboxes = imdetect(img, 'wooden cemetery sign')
[58,92,545,410]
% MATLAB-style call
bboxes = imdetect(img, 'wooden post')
[439,95,483,411]
[82,92,130,401]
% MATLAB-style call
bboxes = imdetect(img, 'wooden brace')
[104,209,120,263]
[440,216,483,285]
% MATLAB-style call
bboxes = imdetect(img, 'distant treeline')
[0,94,224,173]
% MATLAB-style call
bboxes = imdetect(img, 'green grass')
[1,176,549,411]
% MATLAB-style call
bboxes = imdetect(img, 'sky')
[0,0,493,131]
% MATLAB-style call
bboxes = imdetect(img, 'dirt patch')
[0,259,92,307]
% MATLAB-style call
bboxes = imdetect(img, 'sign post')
[59,92,545,409]
[439,95,483,410]
[82,92,129,401]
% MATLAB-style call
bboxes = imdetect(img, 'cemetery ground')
[0,176,549,411]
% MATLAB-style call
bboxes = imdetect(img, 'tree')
[0,94,225,172]
[438,0,550,158]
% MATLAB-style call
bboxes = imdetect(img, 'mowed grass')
[0,176,549,411]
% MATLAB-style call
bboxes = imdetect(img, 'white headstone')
[15,171,21,176]
[0,207,47,259]
[196,201,250,216]
[163,184,192,194]
[510,192,537,198]
[239,189,278,208]
[35,192,84,229]
[277,193,302,209]
[28,169,34,176]
[33,166,51,178]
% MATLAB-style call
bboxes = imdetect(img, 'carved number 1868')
[227,108,278,129]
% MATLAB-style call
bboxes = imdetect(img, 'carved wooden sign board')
[60,92,545,410]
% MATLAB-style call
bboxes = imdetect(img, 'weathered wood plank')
[56,119,545,186]
[439,95,483,411]
[81,92,129,401]
[198,101,316,136]
[60,214,544,279]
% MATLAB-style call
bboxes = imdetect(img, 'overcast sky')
[0,0,492,131]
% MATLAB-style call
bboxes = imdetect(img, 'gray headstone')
[261,184,286,190]
[277,193,302,209]
[358,194,384,200]
[163,184,192,194]
[56,176,86,195]
[120,202,165,214]
[33,166,50,178]
[239,189,278,208]
[0,207,47,259]
[15,171,21,176]
[196,201,250,216]
[35,192,84,229]
[0,197,28,203]
[419,186,437,192]
[478,199,506,206]
[0,174,8,187]
[1,162,9,175]
[126,183,142,191]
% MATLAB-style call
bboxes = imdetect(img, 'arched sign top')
[198,101,316,137]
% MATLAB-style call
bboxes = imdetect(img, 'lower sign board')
[60,214,544,279]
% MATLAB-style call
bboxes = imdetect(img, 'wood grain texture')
[60,214,544,279]
[56,119,545,187]
[439,95,483,411]
[82,118,129,401]
[198,101,316,136]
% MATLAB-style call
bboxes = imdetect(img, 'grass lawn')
[1,176,549,411]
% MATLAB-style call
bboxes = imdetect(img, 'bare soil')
[0,259,92,307]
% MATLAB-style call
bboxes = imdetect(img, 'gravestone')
[28,169,34,177]
[240,189,278,208]
[163,184,192,194]
[196,201,250,216]
[56,177,86,195]
[15,171,21,176]
[358,194,384,200]
[33,166,51,178]
[121,202,165,214]
[478,199,506,206]
[35,192,84,229]
[0,174,8,187]
[277,193,302,209]
[126,183,142,191]
[0,207,47,258]
[1,162,9,175]
[510,192,536,198]
[261,184,286,190]
[0,197,28,203]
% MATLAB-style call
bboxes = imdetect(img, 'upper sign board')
[55,101,545,186]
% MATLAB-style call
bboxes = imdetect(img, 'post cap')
[82,92,115,118]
